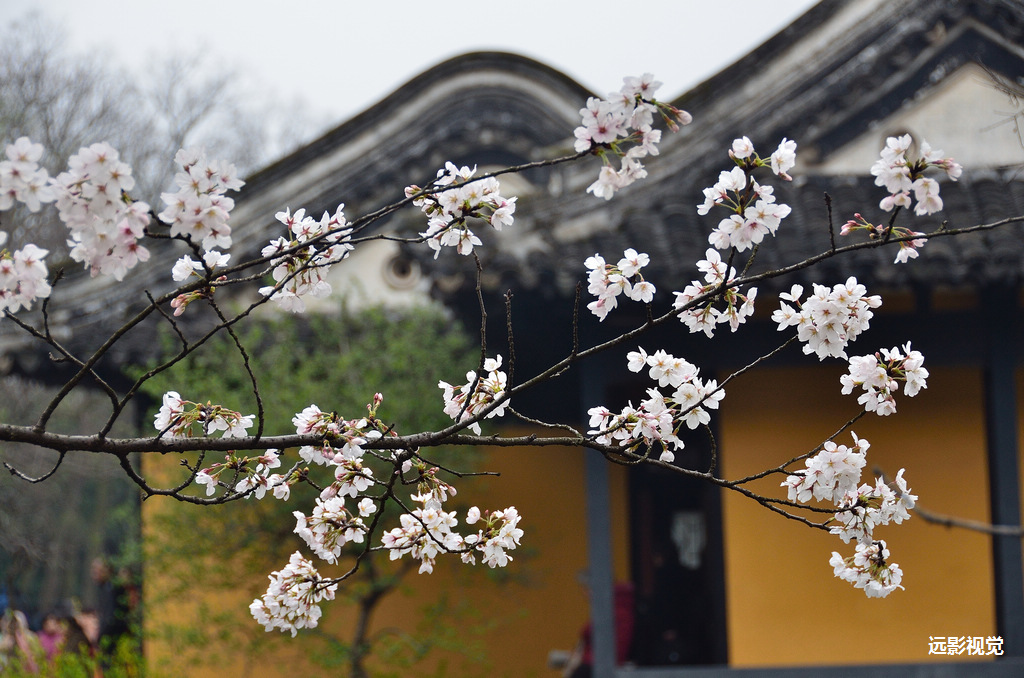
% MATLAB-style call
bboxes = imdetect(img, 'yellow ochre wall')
[719,364,998,667]
[144,443,631,677]
[143,366,1020,673]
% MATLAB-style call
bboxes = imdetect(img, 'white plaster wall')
[303,238,432,313]
[816,63,1024,174]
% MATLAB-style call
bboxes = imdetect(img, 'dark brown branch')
[3,450,66,483]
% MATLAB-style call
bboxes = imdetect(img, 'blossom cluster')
[292,400,384,464]
[587,347,723,463]
[381,493,523,573]
[463,505,525,568]
[671,248,757,337]
[159,147,243,253]
[250,551,338,636]
[258,205,354,312]
[841,343,928,415]
[407,162,516,258]
[783,433,916,597]
[153,391,254,439]
[0,233,51,314]
[574,74,692,200]
[288,399,392,504]
[830,462,917,597]
[0,137,56,212]
[381,493,463,574]
[697,137,795,252]
[771,278,881,360]
[585,248,656,320]
[830,541,903,598]
[439,355,509,434]
[293,494,376,564]
[193,449,285,499]
[55,142,152,280]
[870,134,961,215]
[240,392,525,633]
[830,467,916,545]
[782,435,867,505]
[1,139,243,305]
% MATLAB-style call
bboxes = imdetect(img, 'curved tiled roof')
[3,0,1024,381]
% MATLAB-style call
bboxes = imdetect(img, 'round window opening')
[383,254,421,290]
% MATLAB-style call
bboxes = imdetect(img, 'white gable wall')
[815,63,1023,174]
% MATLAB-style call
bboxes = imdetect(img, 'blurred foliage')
[0,632,143,678]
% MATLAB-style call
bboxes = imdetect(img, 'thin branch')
[3,450,66,483]
[504,289,516,389]
[3,310,121,411]
[208,295,266,440]
[875,466,1024,537]
[506,406,584,438]
[727,410,867,486]
[825,192,836,252]
[915,505,1024,537]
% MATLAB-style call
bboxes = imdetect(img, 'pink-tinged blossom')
[0,242,51,314]
[357,498,377,517]
[870,134,960,216]
[770,138,797,179]
[585,249,656,320]
[439,355,509,434]
[672,249,757,338]
[0,137,57,213]
[258,205,353,312]
[269,475,291,501]
[52,142,151,281]
[195,470,217,496]
[731,136,754,160]
[771,277,881,360]
[159,147,243,254]
[840,342,928,415]
[410,163,515,258]
[576,75,690,199]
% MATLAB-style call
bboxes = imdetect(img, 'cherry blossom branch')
[2,80,1017,628]
[726,411,867,486]
[914,504,1024,537]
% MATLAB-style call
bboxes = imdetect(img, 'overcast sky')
[1,0,819,127]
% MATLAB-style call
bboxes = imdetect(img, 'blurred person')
[64,611,103,678]
[36,611,66,661]
[0,608,40,673]
[563,583,635,678]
